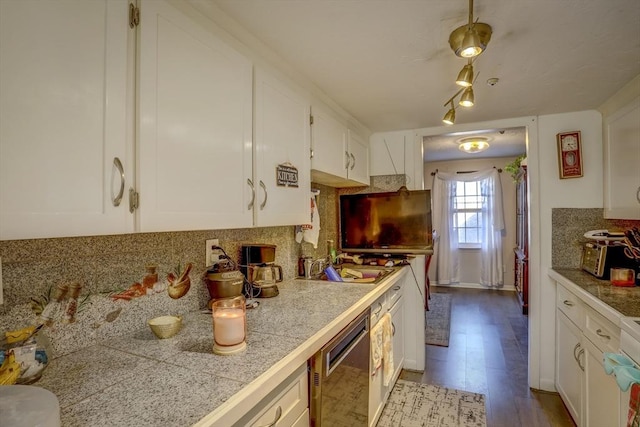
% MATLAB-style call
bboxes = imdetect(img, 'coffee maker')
[241,244,283,298]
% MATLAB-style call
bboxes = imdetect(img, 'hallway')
[400,287,576,427]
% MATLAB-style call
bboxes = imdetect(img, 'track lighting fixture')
[448,0,492,59]
[442,103,456,125]
[459,87,475,107]
[455,60,474,87]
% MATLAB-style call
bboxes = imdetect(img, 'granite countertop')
[550,268,640,318]
[34,268,406,426]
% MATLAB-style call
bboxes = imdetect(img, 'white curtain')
[432,168,505,288]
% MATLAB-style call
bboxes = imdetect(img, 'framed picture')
[557,131,583,179]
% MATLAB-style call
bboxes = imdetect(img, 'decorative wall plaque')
[276,163,299,187]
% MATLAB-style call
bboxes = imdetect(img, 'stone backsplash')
[552,208,640,268]
[0,176,404,358]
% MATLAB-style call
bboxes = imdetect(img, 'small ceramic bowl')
[148,315,182,339]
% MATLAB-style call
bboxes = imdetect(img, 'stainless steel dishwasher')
[310,308,370,426]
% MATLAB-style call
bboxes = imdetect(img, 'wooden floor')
[400,287,576,427]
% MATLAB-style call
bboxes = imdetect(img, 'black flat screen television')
[340,189,433,254]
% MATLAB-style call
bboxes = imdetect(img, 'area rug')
[376,379,487,427]
[425,293,452,347]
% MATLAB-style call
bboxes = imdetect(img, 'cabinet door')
[583,338,620,427]
[389,296,405,390]
[604,97,640,219]
[0,0,133,240]
[369,131,420,189]
[311,106,348,180]
[137,0,253,232]
[556,310,584,426]
[254,69,310,227]
[347,129,370,185]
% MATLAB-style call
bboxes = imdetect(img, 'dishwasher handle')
[323,311,369,377]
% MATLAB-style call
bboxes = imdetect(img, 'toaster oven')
[581,242,631,279]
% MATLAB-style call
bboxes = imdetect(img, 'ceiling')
[203,0,639,160]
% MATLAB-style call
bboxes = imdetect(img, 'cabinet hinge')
[129,3,140,28]
[310,115,314,125]
[129,188,139,213]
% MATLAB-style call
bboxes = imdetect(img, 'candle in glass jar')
[213,308,245,346]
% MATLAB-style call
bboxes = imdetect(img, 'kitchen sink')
[300,263,396,284]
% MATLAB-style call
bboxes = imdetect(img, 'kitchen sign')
[276,163,299,187]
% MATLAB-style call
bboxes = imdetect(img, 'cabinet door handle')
[247,179,255,210]
[573,342,581,361]
[373,302,383,317]
[345,151,351,169]
[392,322,396,336]
[256,406,282,427]
[111,157,125,207]
[259,180,268,210]
[596,328,611,340]
[350,152,356,170]
[563,300,574,307]
[577,348,585,371]
[636,186,640,203]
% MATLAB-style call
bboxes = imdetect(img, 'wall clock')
[557,131,583,179]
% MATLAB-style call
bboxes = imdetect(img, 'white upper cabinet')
[603,96,640,219]
[137,0,253,232]
[347,128,370,185]
[310,105,369,187]
[0,0,134,240]
[253,68,311,226]
[370,130,421,190]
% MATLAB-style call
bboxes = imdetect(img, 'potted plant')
[505,155,526,182]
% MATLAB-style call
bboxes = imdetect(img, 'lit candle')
[213,308,245,346]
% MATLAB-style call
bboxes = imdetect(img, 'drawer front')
[250,366,308,427]
[556,284,584,329]
[584,306,620,354]
[370,293,388,326]
[387,282,403,309]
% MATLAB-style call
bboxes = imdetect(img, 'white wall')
[424,157,521,289]
[535,110,603,390]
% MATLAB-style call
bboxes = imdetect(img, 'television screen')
[340,189,433,254]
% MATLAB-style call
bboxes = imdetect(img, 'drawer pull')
[257,406,282,427]
[563,300,575,307]
[393,285,401,291]
[595,328,611,340]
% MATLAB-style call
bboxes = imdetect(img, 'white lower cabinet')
[556,310,584,426]
[369,280,405,427]
[555,281,622,427]
[235,363,308,427]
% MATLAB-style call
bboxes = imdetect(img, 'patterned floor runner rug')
[425,293,452,347]
[377,379,487,427]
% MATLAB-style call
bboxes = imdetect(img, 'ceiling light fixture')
[448,0,492,59]
[458,137,490,153]
[455,59,475,87]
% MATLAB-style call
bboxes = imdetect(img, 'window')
[453,180,484,248]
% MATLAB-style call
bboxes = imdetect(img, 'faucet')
[308,258,327,278]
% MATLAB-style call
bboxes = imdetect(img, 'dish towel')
[295,194,320,248]
[603,353,640,427]
[370,313,394,386]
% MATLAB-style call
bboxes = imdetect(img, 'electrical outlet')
[205,239,220,267]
